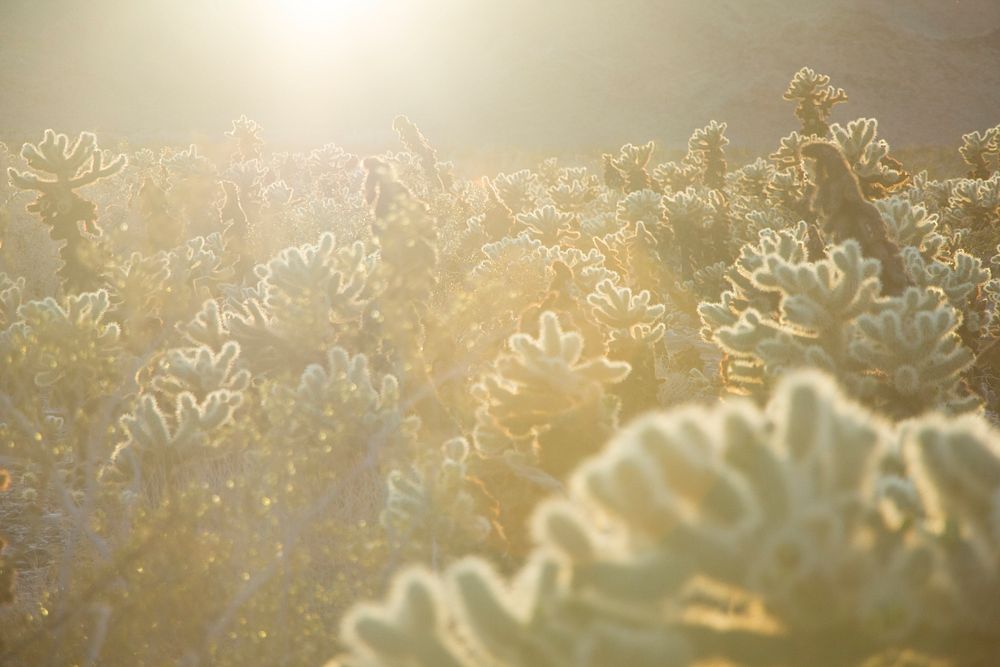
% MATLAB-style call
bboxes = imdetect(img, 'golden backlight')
[2,2,1000,666]
[262,0,386,37]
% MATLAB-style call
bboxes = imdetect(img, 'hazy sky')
[2,0,998,152]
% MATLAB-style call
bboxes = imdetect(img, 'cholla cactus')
[227,232,373,374]
[1,290,122,464]
[103,383,244,489]
[653,160,700,193]
[473,311,630,477]
[162,144,221,239]
[769,131,811,181]
[615,188,662,226]
[849,287,978,411]
[7,130,126,292]
[829,118,909,197]
[701,234,976,415]
[381,437,500,564]
[661,187,728,279]
[943,174,1000,261]
[159,233,235,325]
[181,297,229,352]
[278,347,417,448]
[875,196,946,256]
[103,333,250,488]
[261,232,370,326]
[493,169,539,213]
[546,176,598,214]
[587,278,665,345]
[783,67,848,137]
[901,247,992,341]
[588,279,666,417]
[0,272,24,329]
[152,341,250,403]
[106,250,169,350]
[516,205,580,247]
[605,142,655,193]
[225,114,264,162]
[732,158,774,201]
[264,347,420,516]
[905,415,1000,647]
[687,120,729,189]
[959,125,999,179]
[365,159,437,310]
[363,157,448,426]
[393,115,450,192]
[338,371,1000,666]
[132,175,183,253]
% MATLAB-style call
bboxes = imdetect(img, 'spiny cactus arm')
[876,197,944,253]
[783,67,844,104]
[263,234,371,322]
[904,416,1000,633]
[687,121,729,188]
[152,341,250,399]
[6,167,49,193]
[182,299,230,350]
[393,114,449,191]
[8,130,125,193]
[297,347,381,408]
[574,411,763,559]
[587,279,666,343]
[340,568,474,667]
[22,130,94,175]
[850,288,975,407]
[449,558,569,667]
[68,149,127,189]
[698,289,742,336]
[752,241,883,330]
[770,131,810,175]
[783,67,848,136]
[225,114,265,161]
[903,248,989,309]
[171,390,243,443]
[509,312,631,384]
[516,205,580,245]
[959,126,999,178]
[611,142,656,192]
[0,273,25,329]
[908,416,1000,530]
[473,311,630,463]
[829,118,908,194]
[729,222,811,296]
[119,394,173,452]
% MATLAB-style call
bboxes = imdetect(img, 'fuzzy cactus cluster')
[1,67,1000,666]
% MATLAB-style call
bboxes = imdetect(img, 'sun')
[271,0,375,32]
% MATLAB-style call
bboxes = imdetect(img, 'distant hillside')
[1,0,998,151]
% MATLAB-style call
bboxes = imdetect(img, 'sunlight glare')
[269,0,378,36]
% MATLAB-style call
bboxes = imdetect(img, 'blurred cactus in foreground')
[333,370,1000,667]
